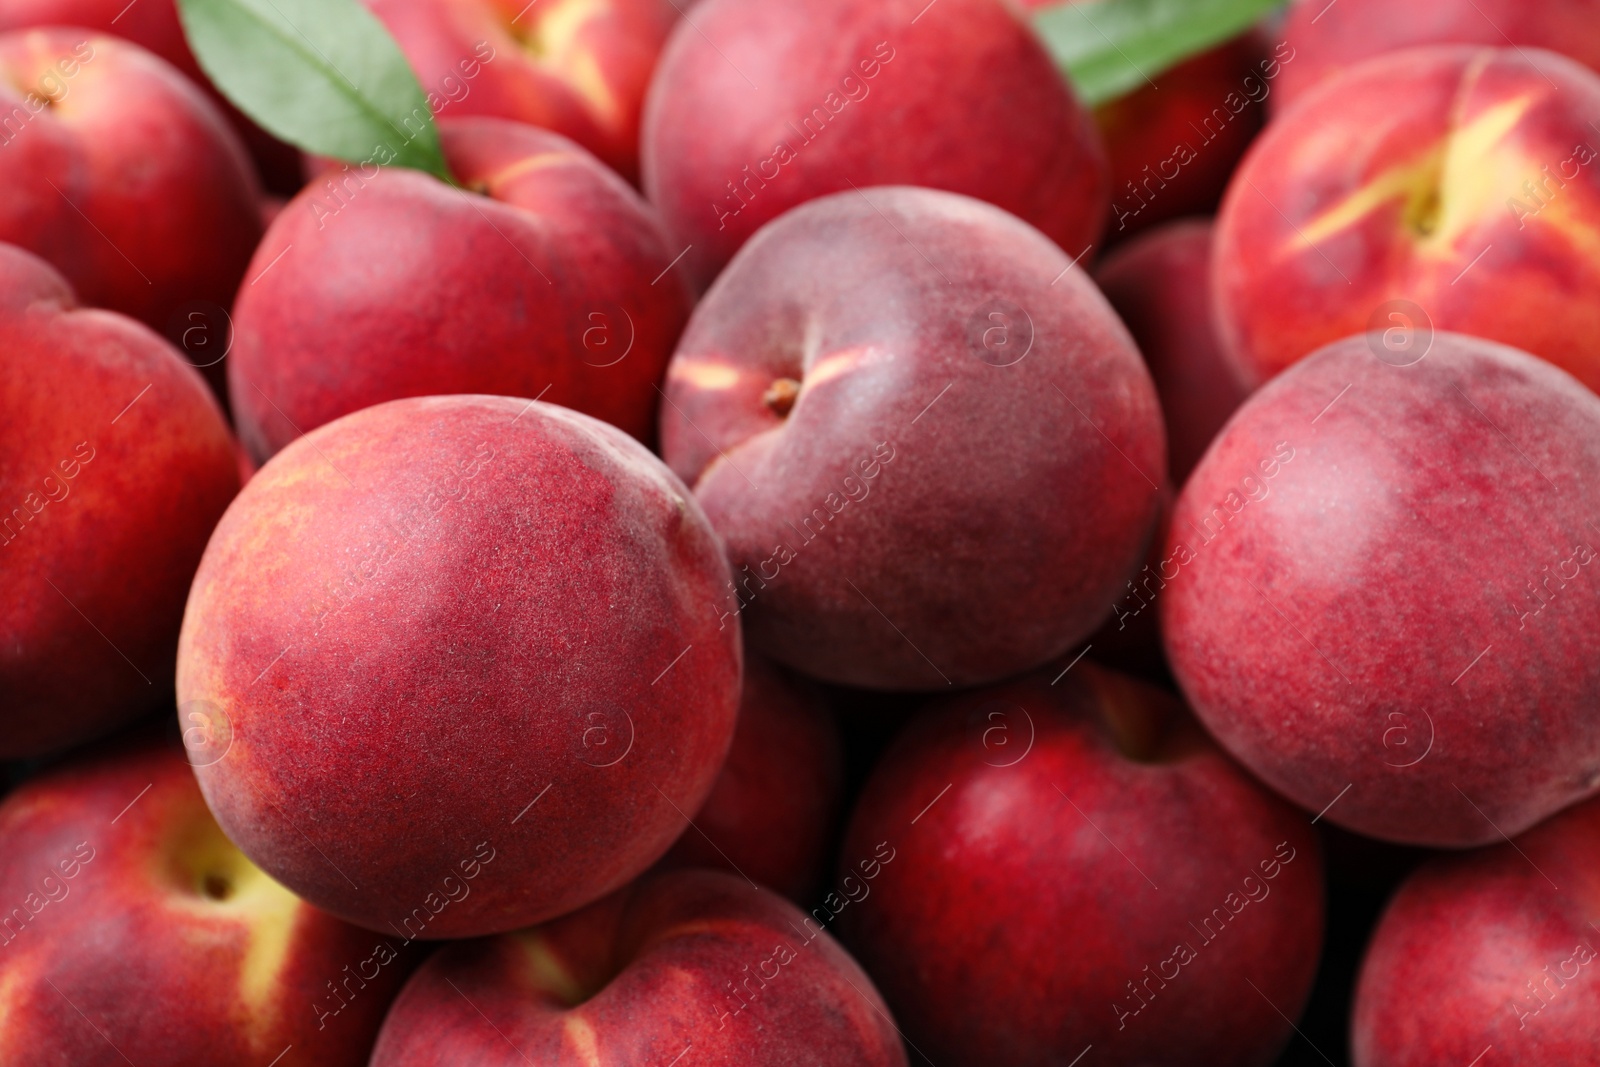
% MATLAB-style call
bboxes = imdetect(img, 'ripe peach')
[229,116,692,463]
[640,0,1109,288]
[656,656,843,902]
[370,870,907,1066]
[1095,219,1248,484]
[0,0,303,192]
[0,737,410,1065]
[1162,333,1600,846]
[837,664,1323,1066]
[176,395,741,938]
[366,0,677,183]
[1,245,239,758]
[0,30,262,350]
[1277,0,1600,112]
[659,186,1164,689]
[1214,46,1600,392]
[1352,793,1600,1066]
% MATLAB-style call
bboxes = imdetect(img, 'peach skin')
[1214,46,1600,393]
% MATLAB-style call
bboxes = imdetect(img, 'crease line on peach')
[42,576,151,685]
[265,1045,293,1067]
[1452,784,1560,891]
[843,578,951,685]
[651,782,760,891]
[1054,784,1159,891]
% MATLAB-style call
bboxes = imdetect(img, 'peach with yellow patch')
[1215,46,1600,392]
[0,738,410,1066]
[365,0,677,182]
[370,869,908,1067]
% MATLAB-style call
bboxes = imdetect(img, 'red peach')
[656,655,843,902]
[0,0,304,192]
[659,186,1165,689]
[1214,46,1600,392]
[1096,218,1249,484]
[837,664,1324,1066]
[1162,333,1600,846]
[1276,0,1600,113]
[1352,793,1600,1065]
[0,29,263,353]
[365,0,677,183]
[370,870,908,1066]
[640,0,1109,288]
[176,395,741,938]
[1,244,239,758]
[229,116,692,463]
[0,737,410,1065]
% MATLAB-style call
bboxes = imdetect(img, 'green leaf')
[1034,0,1287,108]
[176,0,453,183]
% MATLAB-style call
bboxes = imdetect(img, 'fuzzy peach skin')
[1162,333,1600,847]
[1276,0,1600,113]
[365,0,676,184]
[0,245,239,759]
[640,0,1109,288]
[370,869,907,1066]
[1096,219,1248,485]
[0,30,262,345]
[229,116,691,464]
[0,0,303,192]
[659,186,1164,689]
[837,664,1323,1067]
[0,738,410,1066]
[655,655,843,902]
[176,395,741,938]
[1352,793,1600,1066]
[1214,46,1600,393]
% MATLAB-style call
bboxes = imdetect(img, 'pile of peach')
[4,0,1600,1064]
